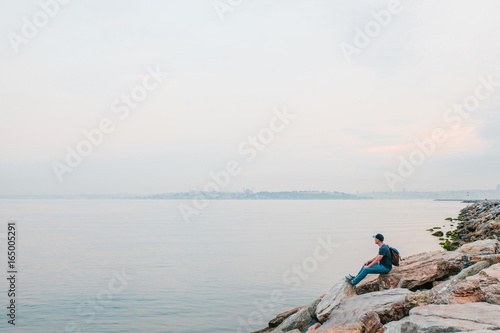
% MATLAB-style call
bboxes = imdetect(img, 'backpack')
[387,245,400,266]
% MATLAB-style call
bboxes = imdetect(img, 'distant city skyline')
[1,186,500,200]
[1,1,500,196]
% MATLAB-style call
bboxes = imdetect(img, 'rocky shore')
[252,200,500,333]
[435,200,500,251]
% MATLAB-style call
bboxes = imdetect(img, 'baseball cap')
[373,233,384,241]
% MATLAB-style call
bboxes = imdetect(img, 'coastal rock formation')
[252,201,500,333]
[254,245,500,333]
[447,201,500,250]
[315,280,356,322]
[384,303,500,332]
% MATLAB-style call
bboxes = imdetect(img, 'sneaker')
[347,274,355,280]
[345,276,355,286]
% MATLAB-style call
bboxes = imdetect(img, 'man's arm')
[364,256,378,266]
[365,255,384,268]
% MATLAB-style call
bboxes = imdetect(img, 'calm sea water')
[0,199,467,333]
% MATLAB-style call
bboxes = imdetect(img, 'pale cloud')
[356,124,486,158]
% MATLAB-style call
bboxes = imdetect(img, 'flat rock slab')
[387,302,500,332]
[318,288,411,331]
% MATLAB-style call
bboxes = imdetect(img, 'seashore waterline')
[0,199,466,332]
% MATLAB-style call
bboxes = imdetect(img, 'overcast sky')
[1,0,499,195]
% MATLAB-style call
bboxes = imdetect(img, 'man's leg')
[351,264,390,285]
[354,265,365,277]
[350,266,368,285]
[346,266,364,281]
[347,265,365,280]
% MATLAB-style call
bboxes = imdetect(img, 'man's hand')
[364,260,372,266]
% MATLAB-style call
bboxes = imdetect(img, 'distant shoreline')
[1,189,499,201]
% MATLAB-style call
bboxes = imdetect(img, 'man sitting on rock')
[345,233,392,286]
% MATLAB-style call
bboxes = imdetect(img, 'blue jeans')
[351,262,391,285]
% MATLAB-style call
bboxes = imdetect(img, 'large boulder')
[318,288,411,331]
[255,239,500,333]
[467,263,500,305]
[356,251,464,295]
[447,201,500,250]
[457,239,500,254]
[315,280,356,322]
[274,297,322,333]
[455,260,491,280]
[428,278,484,304]
[384,303,500,332]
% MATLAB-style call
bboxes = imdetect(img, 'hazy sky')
[1,0,500,195]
